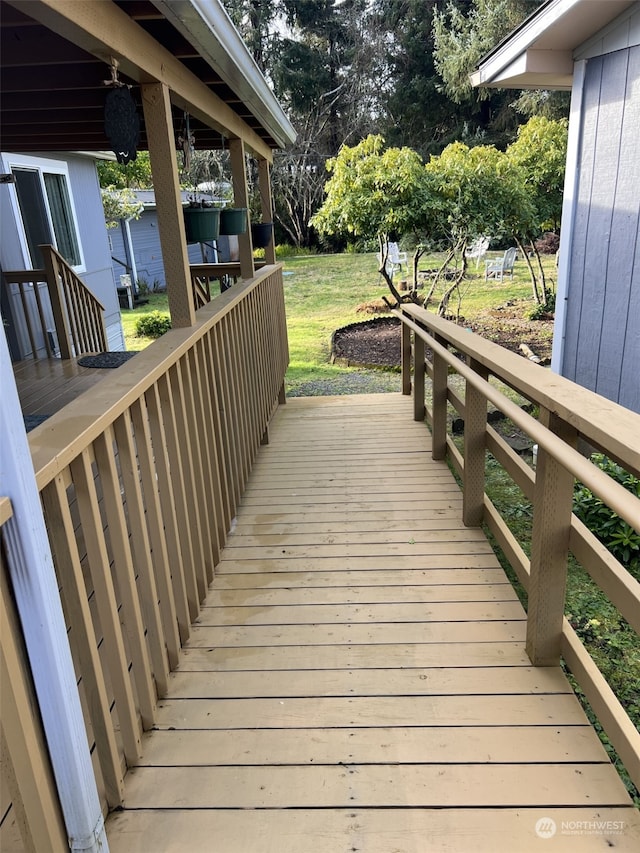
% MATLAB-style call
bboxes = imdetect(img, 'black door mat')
[77,352,137,368]
[24,414,50,432]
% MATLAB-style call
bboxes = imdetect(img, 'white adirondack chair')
[378,242,408,277]
[465,235,491,268]
[485,246,517,281]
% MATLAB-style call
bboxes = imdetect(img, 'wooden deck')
[13,356,123,418]
[106,395,640,852]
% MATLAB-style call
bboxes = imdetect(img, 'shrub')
[573,453,640,579]
[534,231,560,254]
[135,310,171,339]
[527,288,556,319]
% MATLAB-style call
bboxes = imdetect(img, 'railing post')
[142,81,196,328]
[401,319,411,396]
[40,245,72,359]
[229,138,255,280]
[463,358,487,527]
[526,409,577,666]
[413,328,425,421]
[257,157,276,265]
[431,335,448,460]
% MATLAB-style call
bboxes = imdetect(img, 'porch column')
[229,137,255,279]
[257,157,276,265]
[0,329,108,852]
[141,82,196,327]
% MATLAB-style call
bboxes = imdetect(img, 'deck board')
[105,394,640,851]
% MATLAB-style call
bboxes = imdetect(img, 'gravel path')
[287,368,400,397]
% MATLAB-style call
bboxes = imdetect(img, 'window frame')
[5,153,86,273]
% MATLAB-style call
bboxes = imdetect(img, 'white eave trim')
[471,48,574,89]
[472,0,581,87]
[472,0,636,89]
[152,0,296,150]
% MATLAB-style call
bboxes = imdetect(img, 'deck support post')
[431,336,448,460]
[463,358,487,527]
[401,320,411,395]
[526,408,576,666]
[0,330,108,852]
[229,138,255,280]
[257,157,276,265]
[142,81,196,328]
[413,330,425,421]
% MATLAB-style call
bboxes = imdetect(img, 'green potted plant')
[183,195,221,244]
[219,205,248,235]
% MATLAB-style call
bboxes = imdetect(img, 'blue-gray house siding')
[562,44,640,413]
[0,151,125,356]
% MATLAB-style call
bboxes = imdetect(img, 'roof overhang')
[152,0,295,150]
[471,0,637,90]
[0,0,295,158]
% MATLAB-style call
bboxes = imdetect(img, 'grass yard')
[120,249,556,394]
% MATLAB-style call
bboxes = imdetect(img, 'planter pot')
[219,207,248,235]
[183,207,220,243]
[251,222,273,249]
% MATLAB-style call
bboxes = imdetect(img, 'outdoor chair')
[465,236,491,268]
[485,246,517,281]
[377,242,408,277]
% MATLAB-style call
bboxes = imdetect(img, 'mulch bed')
[331,316,402,368]
[331,302,554,369]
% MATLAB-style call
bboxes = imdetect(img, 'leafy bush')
[135,310,171,339]
[573,453,640,579]
[527,288,555,319]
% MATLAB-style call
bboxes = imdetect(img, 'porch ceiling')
[0,0,294,158]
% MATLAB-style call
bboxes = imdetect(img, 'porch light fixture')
[103,58,140,165]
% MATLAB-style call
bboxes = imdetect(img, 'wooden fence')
[3,245,107,360]
[398,303,640,794]
[10,265,287,829]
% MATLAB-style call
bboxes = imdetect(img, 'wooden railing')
[22,265,287,816]
[0,496,68,852]
[190,261,267,310]
[41,245,107,357]
[397,303,640,794]
[3,245,107,360]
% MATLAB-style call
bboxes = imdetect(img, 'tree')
[100,187,144,229]
[96,153,153,189]
[506,115,568,302]
[311,135,434,304]
[432,0,544,146]
[424,140,534,314]
[375,0,463,156]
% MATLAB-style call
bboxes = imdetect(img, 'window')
[10,158,82,269]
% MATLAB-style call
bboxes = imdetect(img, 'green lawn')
[281,249,553,394]
[120,250,554,394]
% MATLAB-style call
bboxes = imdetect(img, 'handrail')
[190,262,268,310]
[25,264,288,816]
[396,302,640,794]
[40,244,107,358]
[3,247,108,359]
